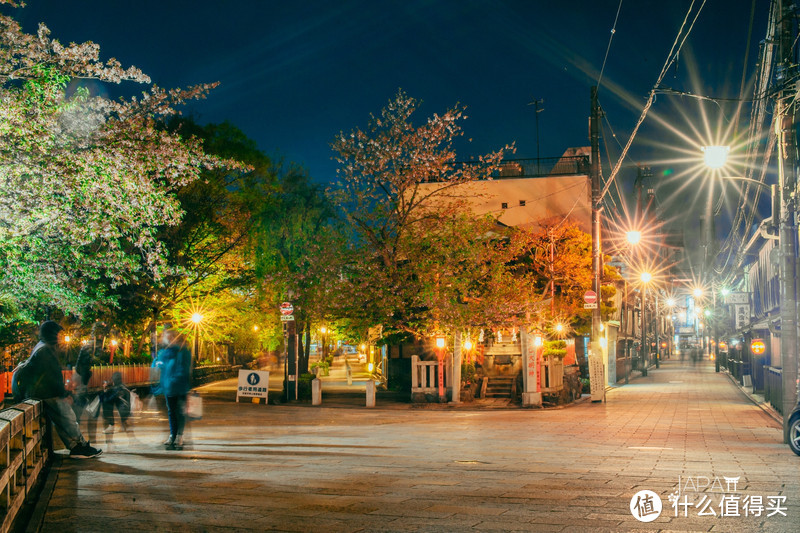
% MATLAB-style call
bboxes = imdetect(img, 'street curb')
[722,369,783,426]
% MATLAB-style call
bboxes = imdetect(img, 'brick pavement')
[29,359,800,532]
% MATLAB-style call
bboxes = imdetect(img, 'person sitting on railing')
[18,321,102,459]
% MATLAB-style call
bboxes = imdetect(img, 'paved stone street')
[32,360,800,532]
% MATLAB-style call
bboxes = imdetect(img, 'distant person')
[15,321,101,458]
[100,371,133,435]
[691,345,700,366]
[158,327,191,450]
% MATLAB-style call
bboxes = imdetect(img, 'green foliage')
[543,340,567,359]
[311,360,330,375]
[461,361,477,385]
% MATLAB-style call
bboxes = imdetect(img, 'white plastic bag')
[129,391,143,415]
[85,396,100,417]
[186,392,203,420]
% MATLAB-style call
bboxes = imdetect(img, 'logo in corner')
[630,489,662,522]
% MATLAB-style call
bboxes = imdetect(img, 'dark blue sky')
[13,0,765,198]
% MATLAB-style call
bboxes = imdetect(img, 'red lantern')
[751,339,766,355]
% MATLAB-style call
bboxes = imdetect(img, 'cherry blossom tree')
[0,2,233,319]
[330,89,526,339]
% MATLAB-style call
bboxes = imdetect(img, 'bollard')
[365,380,375,408]
[312,379,321,406]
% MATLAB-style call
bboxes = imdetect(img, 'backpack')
[12,356,35,402]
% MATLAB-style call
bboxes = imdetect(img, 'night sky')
[11,1,767,220]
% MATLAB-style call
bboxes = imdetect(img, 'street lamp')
[626,231,642,245]
[701,145,730,169]
[191,312,203,364]
[640,272,652,376]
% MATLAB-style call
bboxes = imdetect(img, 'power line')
[599,0,707,203]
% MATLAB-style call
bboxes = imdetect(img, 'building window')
[519,200,526,206]
[501,202,508,209]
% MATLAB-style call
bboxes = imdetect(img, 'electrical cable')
[597,0,624,91]
[599,0,707,203]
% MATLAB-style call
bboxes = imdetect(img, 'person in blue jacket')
[157,327,191,450]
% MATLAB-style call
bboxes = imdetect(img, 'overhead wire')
[597,0,624,91]
[713,0,778,278]
[599,0,707,203]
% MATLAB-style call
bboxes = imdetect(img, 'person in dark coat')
[100,371,132,435]
[71,344,98,443]
[158,327,191,450]
[23,321,101,458]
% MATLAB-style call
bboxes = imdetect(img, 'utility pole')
[776,0,799,444]
[589,86,604,399]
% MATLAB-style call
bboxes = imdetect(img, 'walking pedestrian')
[158,327,191,450]
[16,321,102,459]
[71,344,99,443]
[100,372,133,435]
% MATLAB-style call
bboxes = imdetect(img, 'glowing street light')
[701,145,730,169]
[626,230,642,245]
[190,313,203,363]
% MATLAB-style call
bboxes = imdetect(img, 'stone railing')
[0,400,49,533]
[411,355,451,395]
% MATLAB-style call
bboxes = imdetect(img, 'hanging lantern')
[750,339,766,355]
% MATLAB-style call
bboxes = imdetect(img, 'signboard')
[280,314,295,322]
[725,292,749,305]
[734,304,750,330]
[583,290,598,304]
[583,303,598,309]
[588,346,605,402]
[678,326,695,335]
[236,370,270,403]
[280,302,294,315]
[437,357,445,399]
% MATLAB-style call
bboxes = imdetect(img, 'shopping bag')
[86,396,100,417]
[130,391,143,415]
[186,392,203,420]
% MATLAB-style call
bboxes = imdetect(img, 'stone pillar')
[312,379,321,406]
[366,380,375,408]
[451,332,462,403]
[520,329,542,407]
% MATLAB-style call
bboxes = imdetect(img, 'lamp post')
[702,144,797,429]
[191,312,203,365]
[640,272,652,376]
[624,230,643,383]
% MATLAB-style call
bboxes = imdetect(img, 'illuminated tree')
[0,2,233,319]
[330,89,521,338]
